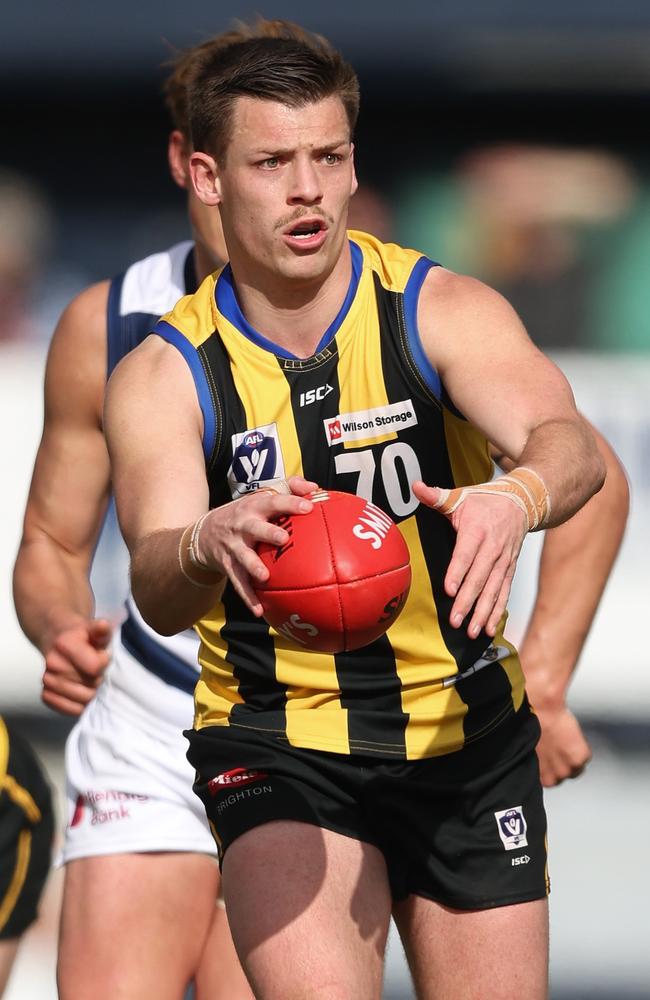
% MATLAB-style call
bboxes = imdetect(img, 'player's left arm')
[493,424,629,786]
[413,268,606,640]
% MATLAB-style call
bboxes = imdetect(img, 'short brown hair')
[182,19,360,162]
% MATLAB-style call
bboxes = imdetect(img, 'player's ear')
[168,130,191,190]
[189,151,222,205]
[350,143,359,197]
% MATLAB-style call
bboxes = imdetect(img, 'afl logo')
[244,431,265,448]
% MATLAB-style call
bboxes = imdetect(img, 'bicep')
[22,283,112,561]
[418,271,580,460]
[104,337,209,553]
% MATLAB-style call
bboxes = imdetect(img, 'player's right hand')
[195,477,317,615]
[534,704,592,787]
[42,618,112,716]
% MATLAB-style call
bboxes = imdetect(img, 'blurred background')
[1,2,649,997]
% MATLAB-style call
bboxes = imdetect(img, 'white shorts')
[60,638,217,864]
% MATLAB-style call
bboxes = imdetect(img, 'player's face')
[212,95,357,288]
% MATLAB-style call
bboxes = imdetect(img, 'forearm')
[13,537,96,653]
[130,526,224,636]
[520,436,629,708]
[516,417,606,528]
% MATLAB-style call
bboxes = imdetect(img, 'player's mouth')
[282,217,328,252]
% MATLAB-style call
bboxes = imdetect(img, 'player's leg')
[189,726,396,999]
[377,702,549,1000]
[0,940,20,997]
[58,658,247,998]
[223,821,392,1000]
[57,853,223,1000]
[393,894,548,1000]
[193,898,255,1000]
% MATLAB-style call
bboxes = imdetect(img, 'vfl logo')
[208,768,268,797]
[228,423,286,496]
[495,806,528,850]
[300,384,334,407]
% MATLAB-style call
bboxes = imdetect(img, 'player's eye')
[260,156,280,169]
[323,153,342,165]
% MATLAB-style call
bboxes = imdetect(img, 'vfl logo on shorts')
[323,400,417,445]
[228,424,286,497]
[494,806,528,850]
[207,768,268,797]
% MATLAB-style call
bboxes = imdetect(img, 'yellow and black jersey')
[154,230,525,760]
[0,717,54,939]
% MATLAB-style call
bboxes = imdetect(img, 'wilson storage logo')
[324,400,417,445]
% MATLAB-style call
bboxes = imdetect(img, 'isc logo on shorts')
[207,768,267,797]
[494,806,528,850]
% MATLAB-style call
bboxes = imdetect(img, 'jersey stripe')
[155,320,217,463]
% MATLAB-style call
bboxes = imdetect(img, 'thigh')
[223,821,392,1000]
[0,939,20,996]
[393,894,548,1000]
[58,852,220,1000]
[194,901,255,1000]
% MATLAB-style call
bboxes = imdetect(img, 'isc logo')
[511,855,531,866]
[299,384,334,407]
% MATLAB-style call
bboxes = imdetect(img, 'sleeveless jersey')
[154,231,526,760]
[107,241,201,693]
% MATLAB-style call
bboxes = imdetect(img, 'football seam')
[321,503,346,635]
[260,564,410,592]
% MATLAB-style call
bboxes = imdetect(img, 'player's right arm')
[506,425,628,785]
[13,282,113,716]
[105,336,315,635]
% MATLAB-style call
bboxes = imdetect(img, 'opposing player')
[12,30,257,1000]
[105,23,608,999]
[0,717,54,998]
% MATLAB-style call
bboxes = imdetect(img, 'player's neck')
[194,241,226,284]
[231,245,352,359]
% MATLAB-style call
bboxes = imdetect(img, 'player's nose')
[287,156,323,204]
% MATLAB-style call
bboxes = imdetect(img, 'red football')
[255,489,411,653]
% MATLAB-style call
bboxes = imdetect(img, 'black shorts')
[0,722,55,940]
[187,702,549,910]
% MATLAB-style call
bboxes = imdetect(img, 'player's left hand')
[532,703,592,787]
[413,480,528,638]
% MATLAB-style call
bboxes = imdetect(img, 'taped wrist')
[433,466,551,531]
